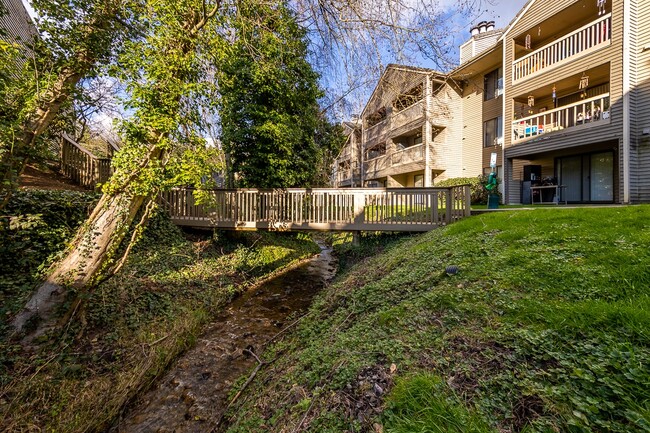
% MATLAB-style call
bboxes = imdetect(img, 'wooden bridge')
[160,186,471,232]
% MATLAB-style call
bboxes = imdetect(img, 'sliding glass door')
[557,151,613,202]
[590,152,614,201]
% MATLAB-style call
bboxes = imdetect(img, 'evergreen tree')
[218,0,322,188]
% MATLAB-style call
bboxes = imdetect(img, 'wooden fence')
[60,133,113,189]
[160,186,471,232]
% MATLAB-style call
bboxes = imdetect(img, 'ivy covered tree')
[11,0,224,338]
[0,0,140,210]
[218,0,323,188]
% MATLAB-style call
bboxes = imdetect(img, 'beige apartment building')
[502,0,649,204]
[334,0,650,204]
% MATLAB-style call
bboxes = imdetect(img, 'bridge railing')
[160,186,471,232]
[60,133,112,189]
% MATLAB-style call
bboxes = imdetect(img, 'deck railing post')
[464,185,471,217]
[353,192,365,228]
[445,189,452,224]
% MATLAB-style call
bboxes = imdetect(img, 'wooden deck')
[160,186,471,232]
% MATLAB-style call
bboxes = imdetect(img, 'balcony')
[365,121,388,146]
[392,101,425,131]
[512,93,610,144]
[513,14,611,83]
[364,144,426,179]
[391,144,424,166]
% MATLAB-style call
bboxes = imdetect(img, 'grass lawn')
[223,205,650,433]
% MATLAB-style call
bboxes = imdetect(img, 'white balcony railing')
[512,93,610,143]
[513,14,611,82]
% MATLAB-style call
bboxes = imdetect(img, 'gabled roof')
[362,64,445,116]
[499,0,536,39]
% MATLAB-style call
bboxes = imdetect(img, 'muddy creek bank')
[112,241,337,433]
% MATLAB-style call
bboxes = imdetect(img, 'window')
[484,68,503,101]
[414,174,424,187]
[484,117,503,147]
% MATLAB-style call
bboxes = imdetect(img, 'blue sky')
[20,0,531,122]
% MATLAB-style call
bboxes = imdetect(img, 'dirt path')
[19,164,87,191]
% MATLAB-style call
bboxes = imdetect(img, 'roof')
[362,64,447,116]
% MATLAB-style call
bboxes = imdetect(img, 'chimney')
[479,21,487,33]
[486,21,495,32]
[471,25,479,36]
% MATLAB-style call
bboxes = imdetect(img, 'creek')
[111,240,337,433]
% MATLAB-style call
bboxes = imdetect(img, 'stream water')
[112,241,337,433]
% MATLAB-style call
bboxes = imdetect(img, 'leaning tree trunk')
[0,66,87,211]
[11,191,147,339]
[0,3,124,211]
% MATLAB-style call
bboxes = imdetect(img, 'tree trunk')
[11,192,147,339]
[0,63,89,211]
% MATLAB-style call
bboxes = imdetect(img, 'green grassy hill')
[224,206,650,433]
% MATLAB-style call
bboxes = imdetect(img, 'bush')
[0,190,99,324]
[436,176,489,205]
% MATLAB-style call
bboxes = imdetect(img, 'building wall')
[632,0,650,201]
[503,0,626,203]
[432,83,465,181]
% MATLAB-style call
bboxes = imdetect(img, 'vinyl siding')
[462,76,485,177]
[0,0,37,46]
[433,85,464,181]
[632,0,650,202]
[504,0,626,203]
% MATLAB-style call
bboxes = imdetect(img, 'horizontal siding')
[504,0,626,203]
[633,0,650,202]
[434,85,464,181]
[0,0,37,46]
[509,0,576,40]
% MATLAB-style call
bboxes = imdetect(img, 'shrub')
[0,190,99,322]
[436,176,488,204]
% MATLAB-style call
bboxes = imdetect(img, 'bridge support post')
[352,231,361,246]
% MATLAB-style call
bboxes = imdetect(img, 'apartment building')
[452,22,505,190]
[334,0,649,204]
[332,23,504,190]
[0,0,37,60]
[502,0,649,204]
[332,120,362,187]
[332,64,470,188]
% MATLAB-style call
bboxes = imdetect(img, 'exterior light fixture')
[525,34,532,49]
[552,85,557,99]
[579,73,589,90]
[597,0,606,15]
[528,95,535,107]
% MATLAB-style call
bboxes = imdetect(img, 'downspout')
[622,0,631,203]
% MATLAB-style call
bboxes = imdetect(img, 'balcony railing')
[365,120,388,145]
[513,14,611,82]
[364,154,391,175]
[512,93,610,143]
[391,144,424,165]
[392,101,425,131]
